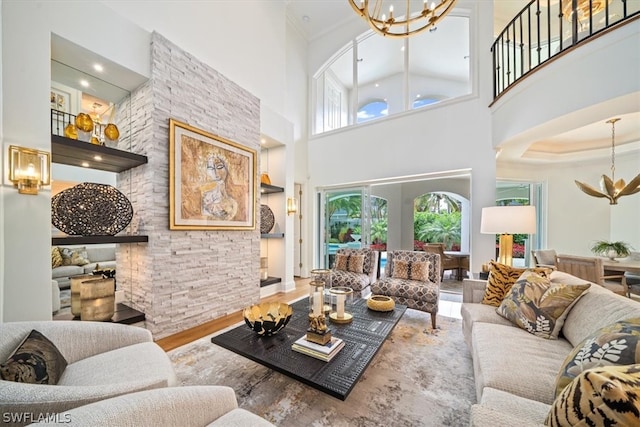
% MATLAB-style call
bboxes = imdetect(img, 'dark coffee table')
[211,297,406,400]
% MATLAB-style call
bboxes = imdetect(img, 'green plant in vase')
[591,241,633,261]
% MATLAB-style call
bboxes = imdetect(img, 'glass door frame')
[317,185,371,269]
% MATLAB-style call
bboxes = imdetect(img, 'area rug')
[168,309,476,426]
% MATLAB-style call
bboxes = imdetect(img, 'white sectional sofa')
[52,245,116,290]
[462,270,640,426]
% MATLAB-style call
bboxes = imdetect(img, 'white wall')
[102,0,288,118]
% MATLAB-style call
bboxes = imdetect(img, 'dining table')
[601,257,640,275]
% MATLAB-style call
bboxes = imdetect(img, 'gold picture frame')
[169,119,256,230]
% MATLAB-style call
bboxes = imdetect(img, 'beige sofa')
[462,271,640,426]
[0,321,176,426]
[29,386,275,427]
[52,245,116,290]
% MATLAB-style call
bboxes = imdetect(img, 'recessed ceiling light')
[80,80,89,88]
[93,155,102,161]
[400,46,405,51]
[375,83,379,88]
[93,63,104,72]
[416,94,421,98]
[81,162,90,167]
[260,138,267,144]
[302,15,310,23]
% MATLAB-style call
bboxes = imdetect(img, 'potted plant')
[591,241,633,260]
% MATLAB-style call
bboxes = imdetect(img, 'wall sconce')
[287,197,298,216]
[8,145,51,195]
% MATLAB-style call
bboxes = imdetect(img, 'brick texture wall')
[117,32,261,339]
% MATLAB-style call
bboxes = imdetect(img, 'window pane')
[314,43,353,134]
[357,100,388,123]
[408,15,470,108]
[357,34,404,119]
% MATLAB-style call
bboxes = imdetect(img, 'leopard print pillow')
[391,260,430,282]
[335,254,365,274]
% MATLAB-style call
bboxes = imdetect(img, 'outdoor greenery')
[414,212,461,250]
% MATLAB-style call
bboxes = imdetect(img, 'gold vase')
[64,123,78,139]
[75,113,94,133]
[260,172,271,185]
[104,123,120,142]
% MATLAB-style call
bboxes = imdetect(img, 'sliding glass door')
[318,186,371,269]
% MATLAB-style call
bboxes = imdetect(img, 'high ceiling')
[286,0,640,164]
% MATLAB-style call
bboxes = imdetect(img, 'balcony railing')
[492,0,640,100]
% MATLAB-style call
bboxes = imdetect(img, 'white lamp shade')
[481,206,536,234]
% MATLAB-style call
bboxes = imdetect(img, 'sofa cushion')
[461,303,517,350]
[546,364,640,427]
[60,247,89,266]
[51,247,63,268]
[85,246,116,263]
[471,322,573,404]
[59,342,177,387]
[0,330,67,385]
[558,271,640,347]
[496,273,590,339]
[554,318,640,397]
[481,262,552,306]
[391,260,429,282]
[335,253,364,273]
[478,387,550,426]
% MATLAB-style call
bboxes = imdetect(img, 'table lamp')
[481,206,536,266]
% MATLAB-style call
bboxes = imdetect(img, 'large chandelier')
[575,118,640,205]
[562,0,610,22]
[348,0,458,38]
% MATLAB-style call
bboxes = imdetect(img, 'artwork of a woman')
[201,154,238,220]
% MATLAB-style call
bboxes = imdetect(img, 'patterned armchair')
[330,248,380,298]
[371,250,441,329]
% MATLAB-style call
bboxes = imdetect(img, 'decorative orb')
[64,123,78,139]
[51,182,133,236]
[75,113,94,132]
[104,123,120,141]
[367,295,395,312]
[243,302,293,336]
[260,204,275,234]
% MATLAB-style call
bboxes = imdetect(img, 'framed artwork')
[169,119,257,230]
[50,87,71,113]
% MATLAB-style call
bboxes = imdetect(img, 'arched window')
[412,98,440,109]
[357,100,388,123]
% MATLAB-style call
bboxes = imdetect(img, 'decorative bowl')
[243,302,293,336]
[367,295,395,312]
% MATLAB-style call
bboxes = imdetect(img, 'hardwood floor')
[156,278,310,352]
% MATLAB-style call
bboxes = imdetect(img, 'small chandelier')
[348,0,458,38]
[575,118,640,205]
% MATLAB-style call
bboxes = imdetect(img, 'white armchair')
[0,321,176,426]
[29,386,275,427]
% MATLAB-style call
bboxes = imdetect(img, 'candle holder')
[307,280,332,345]
[310,269,332,315]
[329,286,354,324]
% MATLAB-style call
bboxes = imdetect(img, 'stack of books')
[291,335,345,362]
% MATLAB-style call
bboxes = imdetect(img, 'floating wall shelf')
[52,235,149,246]
[51,135,148,173]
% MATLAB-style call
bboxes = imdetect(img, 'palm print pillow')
[554,318,640,397]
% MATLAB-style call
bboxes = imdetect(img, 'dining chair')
[531,249,557,269]
[556,254,628,296]
[423,243,460,280]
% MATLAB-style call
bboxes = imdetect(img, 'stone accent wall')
[117,32,261,339]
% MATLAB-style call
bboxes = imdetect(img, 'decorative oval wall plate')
[260,204,275,234]
[51,182,133,236]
